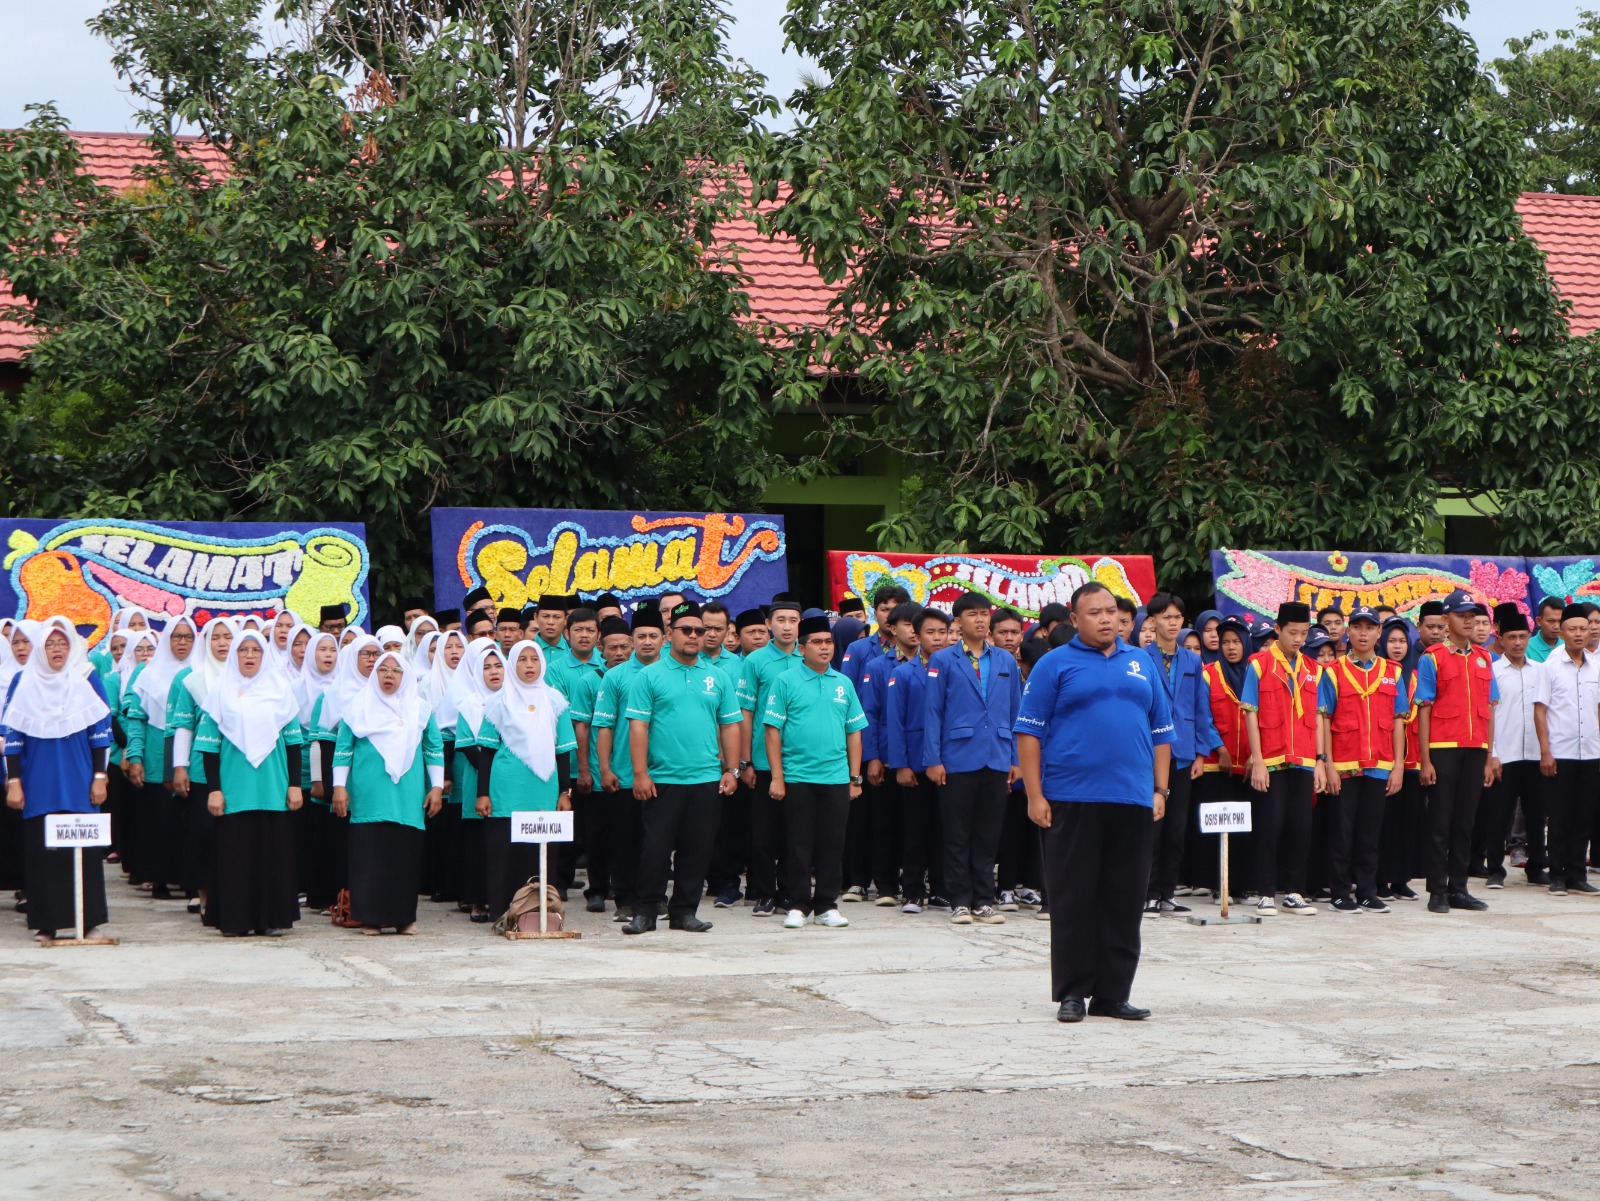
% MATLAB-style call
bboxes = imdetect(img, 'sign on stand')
[1187,801,1262,927]
[42,813,118,947]
[508,811,579,940]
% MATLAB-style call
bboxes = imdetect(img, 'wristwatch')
[1315,753,1329,762]
[1154,786,1170,798]
[738,760,752,771]
[849,774,864,786]
[92,772,109,781]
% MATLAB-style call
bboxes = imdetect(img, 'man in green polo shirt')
[620,602,742,935]
[591,607,664,922]
[568,616,634,914]
[737,597,805,916]
[1527,597,1564,663]
[532,594,575,670]
[764,615,867,930]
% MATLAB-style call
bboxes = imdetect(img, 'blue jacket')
[840,634,889,692]
[924,642,1022,773]
[1141,643,1221,766]
[857,651,898,764]
[885,656,933,771]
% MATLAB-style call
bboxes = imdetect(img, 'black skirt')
[136,782,185,888]
[207,809,299,936]
[347,821,423,928]
[0,802,24,893]
[424,803,463,901]
[180,792,215,899]
[459,816,487,908]
[483,816,541,920]
[304,802,349,912]
[23,815,109,934]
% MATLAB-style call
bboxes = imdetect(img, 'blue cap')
[1304,627,1333,650]
[1249,618,1277,638]
[1441,589,1479,615]
[1347,604,1382,626]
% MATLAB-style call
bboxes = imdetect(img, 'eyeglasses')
[675,625,706,635]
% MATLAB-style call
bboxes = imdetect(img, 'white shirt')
[1534,647,1600,761]
[1492,655,1542,763]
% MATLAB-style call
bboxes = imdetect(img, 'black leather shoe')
[1448,890,1488,911]
[1087,999,1151,1020]
[621,914,657,935]
[1427,891,1450,913]
[585,896,607,913]
[1056,997,1086,1023]
[1525,868,1550,885]
[669,915,713,933]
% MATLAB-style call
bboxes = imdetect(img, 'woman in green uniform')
[475,641,575,921]
[331,652,444,934]
[168,617,234,913]
[422,629,466,903]
[451,640,504,922]
[306,633,377,913]
[124,615,198,899]
[195,630,305,937]
[112,630,157,884]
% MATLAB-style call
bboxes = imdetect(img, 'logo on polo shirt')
[1127,659,1144,678]
[835,685,847,703]
[703,675,717,692]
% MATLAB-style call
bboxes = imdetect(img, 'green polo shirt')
[590,656,648,787]
[736,641,802,770]
[699,648,742,697]
[624,654,742,785]
[194,712,305,814]
[537,635,572,672]
[474,712,577,816]
[564,668,607,784]
[761,664,868,785]
[332,717,444,829]
[548,647,604,702]
[1527,630,1561,663]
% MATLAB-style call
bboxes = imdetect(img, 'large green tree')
[763,0,1598,596]
[1491,10,1600,195]
[0,0,779,606]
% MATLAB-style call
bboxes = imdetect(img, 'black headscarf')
[1193,609,1223,664]
[1380,616,1420,691]
[1214,615,1253,697]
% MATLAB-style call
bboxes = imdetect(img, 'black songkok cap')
[768,596,804,617]
[598,616,632,639]
[1418,600,1445,619]
[319,603,348,624]
[1500,612,1531,634]
[838,596,865,617]
[594,592,623,611]
[951,592,992,616]
[670,601,703,626]
[462,586,492,608]
[631,606,665,632]
[1562,603,1592,623]
[798,615,833,641]
[1493,602,1522,628]
[402,596,428,612]
[735,608,766,632]
[465,610,493,633]
[1275,602,1312,625]
[537,594,577,612]
[519,607,539,625]
[432,608,459,628]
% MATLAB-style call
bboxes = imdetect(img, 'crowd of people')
[1,576,1592,974]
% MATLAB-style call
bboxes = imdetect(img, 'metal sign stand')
[42,815,119,946]
[1187,804,1262,927]
[505,812,580,941]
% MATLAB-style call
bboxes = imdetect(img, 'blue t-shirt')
[1013,636,1174,807]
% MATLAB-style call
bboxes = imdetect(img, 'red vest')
[1201,660,1248,775]
[1422,642,1494,750]
[1249,647,1321,768]
[1328,658,1402,772]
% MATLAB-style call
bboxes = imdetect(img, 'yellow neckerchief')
[1206,659,1240,704]
[1337,655,1387,700]
[1270,642,1306,719]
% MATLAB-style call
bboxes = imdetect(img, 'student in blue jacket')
[924,593,1023,925]
[852,600,922,905]
[1141,592,1222,915]
[885,607,951,913]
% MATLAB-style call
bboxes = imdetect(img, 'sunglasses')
[674,624,706,635]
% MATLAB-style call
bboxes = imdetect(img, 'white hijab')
[374,624,406,651]
[339,650,429,783]
[449,639,504,738]
[3,617,110,739]
[201,630,300,768]
[0,627,20,699]
[112,607,150,634]
[425,630,466,729]
[408,615,440,653]
[319,633,379,730]
[117,630,159,695]
[182,617,235,707]
[411,631,441,679]
[281,622,312,677]
[485,640,566,780]
[295,630,341,726]
[133,615,198,729]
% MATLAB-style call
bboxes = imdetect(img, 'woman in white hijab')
[294,631,342,913]
[421,629,467,904]
[123,615,198,899]
[4,618,114,942]
[108,629,157,882]
[0,620,41,903]
[407,615,440,655]
[331,651,444,934]
[194,630,304,937]
[474,641,576,922]
[304,634,379,915]
[450,639,505,922]
[166,617,234,914]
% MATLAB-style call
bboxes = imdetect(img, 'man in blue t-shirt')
[1015,582,1174,1025]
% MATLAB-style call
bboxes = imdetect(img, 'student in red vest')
[1316,605,1408,914]
[1239,602,1324,916]
[1196,615,1255,898]
[1413,589,1499,914]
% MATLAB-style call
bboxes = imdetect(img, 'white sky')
[0,1,1588,133]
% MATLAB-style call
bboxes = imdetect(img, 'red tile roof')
[1514,192,1600,336]
[5,132,1596,361]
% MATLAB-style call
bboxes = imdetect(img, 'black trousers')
[997,787,1043,892]
[747,770,785,904]
[1328,774,1387,901]
[637,782,721,921]
[782,781,851,915]
[870,780,903,896]
[483,816,541,919]
[459,816,487,908]
[1479,760,1545,876]
[1189,773,1251,894]
[1044,801,1155,1003]
[1545,758,1599,887]
[1253,768,1313,896]
[1425,747,1488,894]
[843,779,874,889]
[574,789,611,901]
[898,771,940,901]
[938,768,1007,910]
[24,815,109,933]
[607,792,644,909]
[706,779,750,896]
[1146,767,1195,901]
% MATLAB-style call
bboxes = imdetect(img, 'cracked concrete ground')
[3,869,1599,1200]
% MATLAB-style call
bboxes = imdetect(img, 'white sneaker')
[901,899,923,914]
[972,905,1006,925]
[813,909,849,928]
[840,886,866,903]
[997,890,1019,911]
[1281,893,1318,915]
[782,909,807,929]
[950,906,974,925]
[1256,895,1278,916]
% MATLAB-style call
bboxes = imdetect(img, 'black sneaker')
[1570,880,1600,895]
[1329,896,1362,914]
[1157,899,1191,914]
[1525,868,1550,885]
[1448,890,1488,911]
[586,895,606,913]
[1428,891,1450,913]
[926,895,953,911]
[1143,898,1161,918]
[1357,897,1391,914]
[751,899,776,917]
[713,888,742,909]
[1485,871,1506,890]
[1376,887,1393,899]
[1392,883,1420,900]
